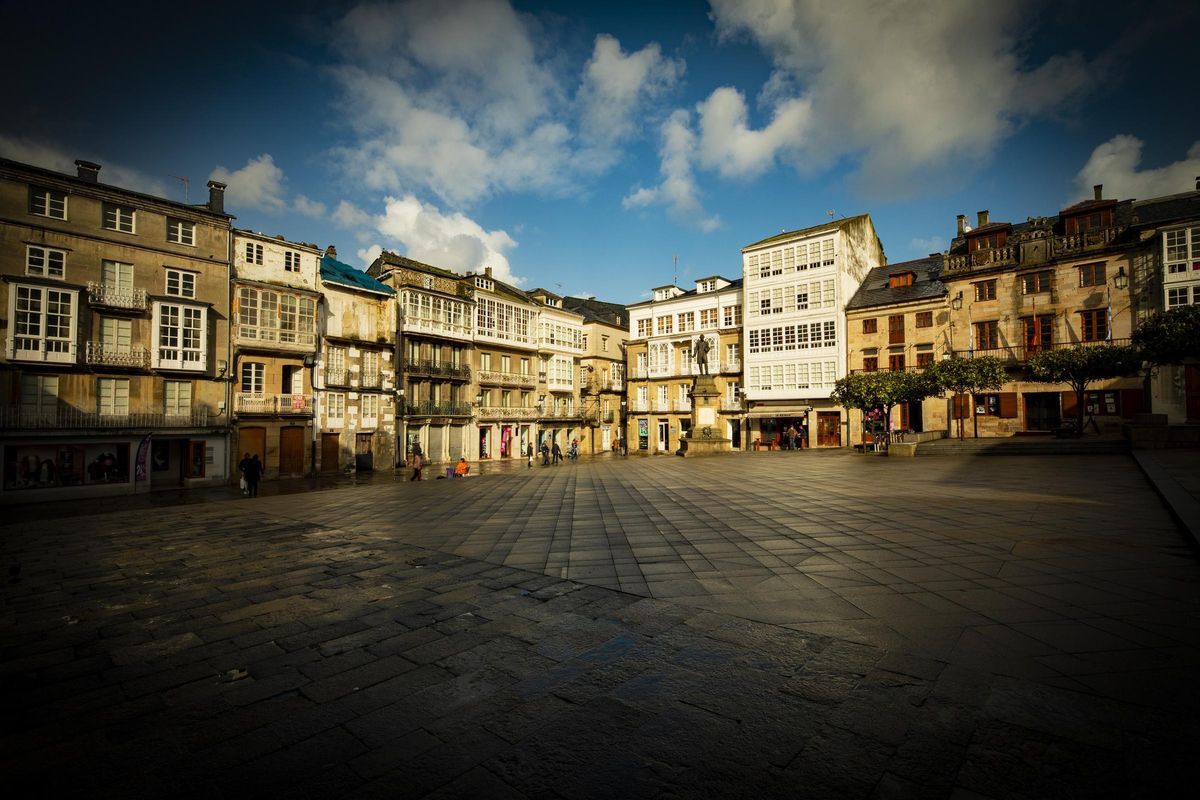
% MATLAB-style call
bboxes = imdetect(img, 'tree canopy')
[1133,305,1200,365]
[1026,343,1142,431]
[924,356,1007,439]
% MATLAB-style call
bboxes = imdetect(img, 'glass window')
[98,378,130,415]
[26,246,66,278]
[165,269,196,298]
[30,187,66,219]
[103,203,136,233]
[167,218,195,246]
[241,362,265,394]
[165,381,192,417]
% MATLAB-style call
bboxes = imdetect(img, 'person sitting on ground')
[454,458,470,477]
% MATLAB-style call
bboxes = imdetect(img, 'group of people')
[237,452,263,497]
[535,438,578,466]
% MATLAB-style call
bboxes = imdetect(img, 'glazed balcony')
[233,324,316,351]
[235,393,314,415]
[87,282,147,311]
[85,342,151,369]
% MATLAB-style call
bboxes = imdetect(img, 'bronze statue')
[692,335,711,375]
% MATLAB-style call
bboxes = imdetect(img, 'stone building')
[740,216,885,448]
[231,231,320,477]
[562,296,628,455]
[316,249,397,473]
[844,255,949,445]
[625,276,744,454]
[0,158,232,502]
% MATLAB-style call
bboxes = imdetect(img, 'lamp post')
[1113,265,1128,290]
[474,390,485,459]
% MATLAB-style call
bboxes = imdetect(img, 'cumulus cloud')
[1072,135,1200,202]
[334,200,373,229]
[209,154,288,213]
[623,110,721,232]
[707,0,1098,196]
[293,195,327,217]
[910,236,947,255]
[375,195,520,283]
[695,87,810,179]
[0,135,170,197]
[356,244,383,267]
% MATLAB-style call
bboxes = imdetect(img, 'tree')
[1025,344,1142,433]
[1133,305,1200,366]
[926,357,1007,440]
[830,370,938,451]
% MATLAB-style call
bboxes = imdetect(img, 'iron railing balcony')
[87,282,147,310]
[360,371,382,389]
[478,406,540,420]
[85,342,151,369]
[477,369,536,387]
[235,393,314,415]
[0,408,211,430]
[403,360,472,380]
[404,401,473,416]
[325,368,348,386]
[949,337,1131,364]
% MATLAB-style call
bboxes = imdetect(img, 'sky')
[5,0,1199,304]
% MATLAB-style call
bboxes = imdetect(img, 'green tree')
[925,357,1006,440]
[1133,305,1200,366]
[830,370,937,450]
[1025,344,1142,433]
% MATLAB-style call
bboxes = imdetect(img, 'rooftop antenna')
[826,209,835,220]
[673,254,678,286]
[170,175,190,203]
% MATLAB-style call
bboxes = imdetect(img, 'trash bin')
[446,467,455,478]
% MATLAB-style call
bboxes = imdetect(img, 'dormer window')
[888,272,915,288]
[475,277,493,291]
[970,231,1007,251]
[698,279,716,293]
[1065,209,1113,235]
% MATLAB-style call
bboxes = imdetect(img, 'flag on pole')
[1106,285,1113,341]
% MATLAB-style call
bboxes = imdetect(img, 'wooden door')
[817,412,841,447]
[239,427,266,463]
[321,433,340,473]
[279,426,305,476]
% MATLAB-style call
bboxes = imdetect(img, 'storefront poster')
[4,443,130,491]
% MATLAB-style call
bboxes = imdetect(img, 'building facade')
[1,158,232,502]
[741,216,885,448]
[317,250,398,473]
[231,231,320,477]
[529,288,585,455]
[626,276,744,454]
[469,271,539,460]
[562,296,628,455]
[844,255,950,445]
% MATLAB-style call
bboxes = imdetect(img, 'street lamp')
[397,386,406,469]
[618,397,627,456]
[1113,265,1129,290]
[950,291,963,311]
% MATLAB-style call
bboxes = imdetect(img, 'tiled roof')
[845,255,945,311]
[1130,191,1200,228]
[320,255,395,296]
[561,296,629,327]
[742,214,870,250]
[370,251,462,280]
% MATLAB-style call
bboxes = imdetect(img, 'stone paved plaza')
[2,451,1198,798]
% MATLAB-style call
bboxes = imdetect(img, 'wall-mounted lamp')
[950,291,963,311]
[303,355,316,368]
[1113,265,1129,290]
[216,359,228,376]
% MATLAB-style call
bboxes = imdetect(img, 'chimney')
[484,266,492,278]
[325,245,337,259]
[1195,176,1199,191]
[956,214,966,236]
[1094,184,1103,201]
[207,180,226,214]
[75,159,101,182]
[977,210,989,227]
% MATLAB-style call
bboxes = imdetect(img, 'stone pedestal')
[680,375,732,456]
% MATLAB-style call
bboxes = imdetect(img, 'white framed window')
[164,380,192,417]
[656,315,673,335]
[241,362,265,394]
[657,385,668,407]
[102,260,133,291]
[480,352,492,370]
[26,245,66,279]
[699,308,717,328]
[677,312,694,332]
[21,375,59,421]
[165,268,196,298]
[245,242,264,265]
[1165,226,1200,274]
[361,394,379,427]
[103,203,136,234]
[154,302,206,370]
[30,187,66,219]
[722,305,742,327]
[284,251,301,272]
[636,318,651,337]
[1167,286,1199,308]
[167,218,195,246]
[100,317,132,353]
[98,378,130,416]
[327,392,346,426]
[677,383,689,403]
[9,285,77,363]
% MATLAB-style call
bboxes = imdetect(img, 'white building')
[471,268,540,460]
[529,288,585,453]
[740,215,884,448]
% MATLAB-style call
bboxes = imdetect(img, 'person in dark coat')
[552,441,563,464]
[243,454,263,497]
[541,441,550,466]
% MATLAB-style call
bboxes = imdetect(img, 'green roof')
[320,255,396,296]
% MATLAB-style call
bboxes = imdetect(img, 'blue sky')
[5,1,1198,303]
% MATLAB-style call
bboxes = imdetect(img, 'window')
[915,311,933,328]
[889,272,915,288]
[155,303,206,369]
[21,375,59,421]
[284,251,301,272]
[1078,262,1106,287]
[167,218,195,246]
[1167,287,1198,308]
[974,280,996,301]
[245,242,264,265]
[700,308,717,328]
[102,260,133,291]
[862,356,878,372]
[26,245,66,278]
[474,276,494,291]
[722,305,742,327]
[970,231,1006,251]
[1067,210,1113,235]
[1021,271,1052,294]
[30,187,66,219]
[888,315,904,344]
[98,378,130,415]
[164,381,192,417]
[677,312,694,332]
[236,286,316,345]
[100,317,132,353]
[1022,314,1054,353]
[862,318,877,334]
[361,394,379,426]
[165,269,196,298]
[602,336,609,351]
[10,285,77,362]
[656,316,673,335]
[888,354,905,371]
[1079,309,1108,342]
[1165,226,1200,273]
[699,279,716,292]
[103,203,136,233]
[480,352,492,370]
[974,321,999,350]
[636,318,651,337]
[241,362,265,394]
[916,352,934,368]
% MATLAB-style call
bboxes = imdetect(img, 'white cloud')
[623,110,720,232]
[910,236,946,255]
[695,87,810,179]
[293,195,327,217]
[1072,135,1200,202]
[209,154,288,213]
[708,0,1097,196]
[334,200,373,229]
[0,135,170,197]
[357,244,383,267]
[577,34,683,159]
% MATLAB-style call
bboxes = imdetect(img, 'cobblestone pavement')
[2,451,1198,798]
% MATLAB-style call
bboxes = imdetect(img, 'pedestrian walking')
[786,425,798,451]
[541,441,550,466]
[527,446,533,469]
[243,454,262,498]
[410,441,424,482]
[552,441,563,464]
[237,451,251,494]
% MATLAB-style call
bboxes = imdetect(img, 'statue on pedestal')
[692,335,712,376]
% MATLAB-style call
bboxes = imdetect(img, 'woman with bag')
[410,441,424,482]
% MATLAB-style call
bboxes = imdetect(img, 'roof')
[627,277,744,309]
[742,214,870,251]
[368,250,462,281]
[1130,190,1200,229]
[1059,197,1117,215]
[965,221,1012,235]
[561,296,629,327]
[320,255,396,296]
[845,255,946,311]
